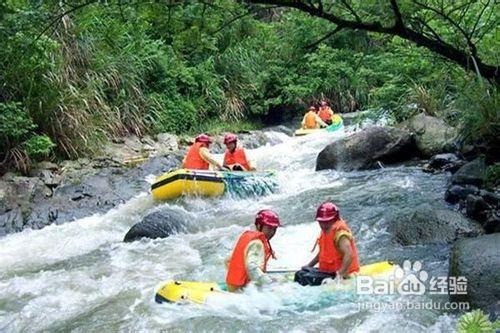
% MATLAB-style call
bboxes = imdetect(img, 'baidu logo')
[357,260,467,296]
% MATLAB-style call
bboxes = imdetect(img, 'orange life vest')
[318,106,333,121]
[182,142,209,170]
[224,147,250,171]
[304,111,318,129]
[226,230,272,288]
[318,219,360,274]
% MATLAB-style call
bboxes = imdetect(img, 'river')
[0,126,460,332]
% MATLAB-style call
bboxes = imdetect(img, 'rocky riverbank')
[314,112,499,314]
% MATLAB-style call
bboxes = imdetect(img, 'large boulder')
[403,113,458,157]
[316,126,415,171]
[389,207,484,245]
[451,157,487,187]
[123,210,190,242]
[449,233,500,314]
[422,153,466,174]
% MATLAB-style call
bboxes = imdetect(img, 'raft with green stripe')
[151,169,277,201]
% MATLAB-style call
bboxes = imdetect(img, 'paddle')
[267,269,298,274]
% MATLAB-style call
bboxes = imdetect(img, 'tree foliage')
[0,0,498,173]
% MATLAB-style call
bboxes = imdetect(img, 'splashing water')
[0,124,459,332]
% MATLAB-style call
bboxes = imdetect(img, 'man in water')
[295,202,360,286]
[301,106,327,129]
[182,134,225,170]
[225,209,281,291]
[222,133,256,171]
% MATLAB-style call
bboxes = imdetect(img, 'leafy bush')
[0,102,35,147]
[23,135,56,160]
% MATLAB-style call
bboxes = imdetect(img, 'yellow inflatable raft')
[151,169,276,201]
[155,261,397,304]
[294,114,343,136]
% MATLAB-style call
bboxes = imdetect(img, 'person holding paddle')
[225,209,281,291]
[182,134,225,170]
[295,202,360,286]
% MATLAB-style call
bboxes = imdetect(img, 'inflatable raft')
[151,168,277,201]
[155,261,397,304]
[294,114,343,136]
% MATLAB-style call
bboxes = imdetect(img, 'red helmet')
[223,133,238,145]
[195,134,212,144]
[255,209,281,228]
[316,202,339,222]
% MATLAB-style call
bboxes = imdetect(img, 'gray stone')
[465,194,490,222]
[316,126,416,171]
[403,113,458,157]
[480,190,500,208]
[37,161,59,171]
[390,207,484,245]
[449,233,500,313]
[0,208,24,233]
[484,210,500,234]
[38,169,62,188]
[451,157,487,187]
[156,133,179,152]
[444,185,479,204]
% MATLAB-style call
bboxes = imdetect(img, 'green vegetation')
[457,309,497,333]
[0,1,498,173]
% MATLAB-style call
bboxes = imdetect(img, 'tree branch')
[339,0,361,22]
[246,0,499,82]
[304,25,343,50]
[470,0,490,40]
[36,0,98,41]
[390,0,404,28]
[210,5,281,35]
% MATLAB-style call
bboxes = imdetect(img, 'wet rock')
[124,210,189,242]
[389,207,483,245]
[423,153,466,174]
[449,233,500,313]
[403,113,458,157]
[465,195,490,221]
[444,185,479,204]
[0,208,23,235]
[484,210,500,234]
[480,190,500,208]
[430,153,459,167]
[451,157,486,187]
[316,126,416,171]
[22,154,182,233]
[136,154,183,176]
